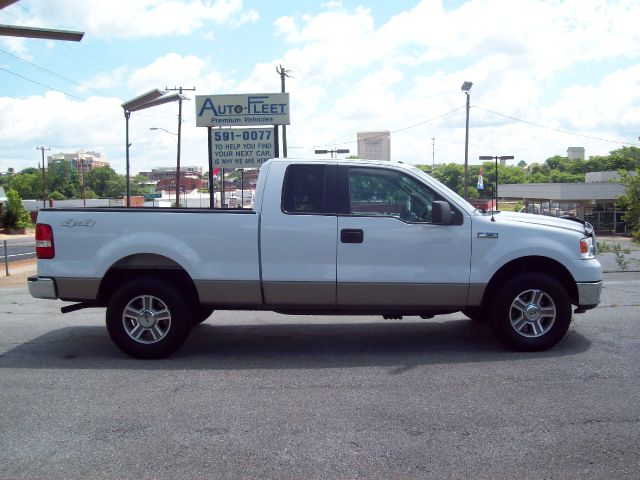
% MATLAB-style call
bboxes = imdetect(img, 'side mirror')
[432,200,453,224]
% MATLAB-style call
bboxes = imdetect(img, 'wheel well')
[98,254,199,306]
[483,256,578,306]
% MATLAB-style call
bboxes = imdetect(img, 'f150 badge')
[478,232,499,238]
[61,219,95,228]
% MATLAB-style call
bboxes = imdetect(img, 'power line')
[289,106,465,149]
[1,66,176,120]
[0,67,87,101]
[0,48,113,97]
[474,106,639,147]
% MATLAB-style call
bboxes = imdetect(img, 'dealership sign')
[211,128,275,169]
[195,93,290,127]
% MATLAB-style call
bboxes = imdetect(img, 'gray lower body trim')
[466,284,486,306]
[196,280,262,306]
[263,282,471,308]
[262,281,335,306]
[56,277,101,301]
[338,283,469,307]
[577,280,602,308]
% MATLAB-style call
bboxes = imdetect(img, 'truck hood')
[492,211,592,235]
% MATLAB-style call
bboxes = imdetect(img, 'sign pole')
[207,127,214,208]
[274,126,279,158]
[222,168,225,207]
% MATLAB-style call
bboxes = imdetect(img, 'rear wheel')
[106,277,192,358]
[489,273,571,351]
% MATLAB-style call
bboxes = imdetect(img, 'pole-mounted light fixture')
[461,81,473,200]
[314,149,350,159]
[121,90,186,207]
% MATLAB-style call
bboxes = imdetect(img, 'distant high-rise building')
[48,150,109,172]
[357,131,390,160]
[567,147,585,160]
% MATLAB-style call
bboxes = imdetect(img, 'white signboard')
[211,128,275,169]
[196,93,290,127]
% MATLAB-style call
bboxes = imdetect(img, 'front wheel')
[193,306,215,326]
[489,273,571,351]
[106,277,192,358]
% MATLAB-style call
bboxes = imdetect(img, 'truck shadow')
[0,318,591,371]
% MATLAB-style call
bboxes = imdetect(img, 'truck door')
[336,165,471,308]
[260,162,338,306]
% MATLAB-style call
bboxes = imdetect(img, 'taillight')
[35,223,55,259]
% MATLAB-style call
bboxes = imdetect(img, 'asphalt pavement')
[0,234,36,265]
[1,259,639,479]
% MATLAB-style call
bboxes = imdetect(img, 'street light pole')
[461,81,473,200]
[122,89,186,208]
[124,110,131,206]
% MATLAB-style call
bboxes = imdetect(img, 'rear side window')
[282,164,330,214]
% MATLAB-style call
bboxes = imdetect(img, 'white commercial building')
[47,150,109,172]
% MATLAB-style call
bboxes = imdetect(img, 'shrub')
[4,189,32,229]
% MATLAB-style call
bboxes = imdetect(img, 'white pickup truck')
[29,158,602,358]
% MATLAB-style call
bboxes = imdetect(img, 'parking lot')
[1,253,639,479]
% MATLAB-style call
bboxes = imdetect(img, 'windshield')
[407,165,475,213]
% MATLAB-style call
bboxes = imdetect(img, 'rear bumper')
[28,276,58,299]
[576,280,602,310]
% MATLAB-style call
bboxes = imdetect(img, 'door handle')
[341,229,364,243]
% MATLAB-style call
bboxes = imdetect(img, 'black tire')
[106,277,193,359]
[463,307,490,323]
[193,306,215,326]
[489,273,571,351]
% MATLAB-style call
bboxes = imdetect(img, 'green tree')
[47,160,81,199]
[131,174,152,196]
[10,171,42,199]
[617,169,640,240]
[549,170,583,183]
[431,163,464,195]
[3,189,31,229]
[86,167,126,198]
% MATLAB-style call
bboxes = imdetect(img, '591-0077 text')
[214,130,272,142]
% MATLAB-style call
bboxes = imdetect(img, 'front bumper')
[576,280,603,310]
[28,276,58,299]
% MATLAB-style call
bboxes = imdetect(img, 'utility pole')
[276,65,292,157]
[81,158,87,207]
[165,86,195,207]
[36,146,50,208]
[431,137,435,169]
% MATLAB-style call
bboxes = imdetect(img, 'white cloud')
[543,64,640,132]
[2,0,639,176]
[16,0,259,39]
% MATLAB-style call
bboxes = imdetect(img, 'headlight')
[580,236,595,259]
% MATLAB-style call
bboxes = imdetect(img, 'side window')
[348,168,436,223]
[282,164,327,214]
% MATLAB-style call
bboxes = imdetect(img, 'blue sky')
[1,0,639,175]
